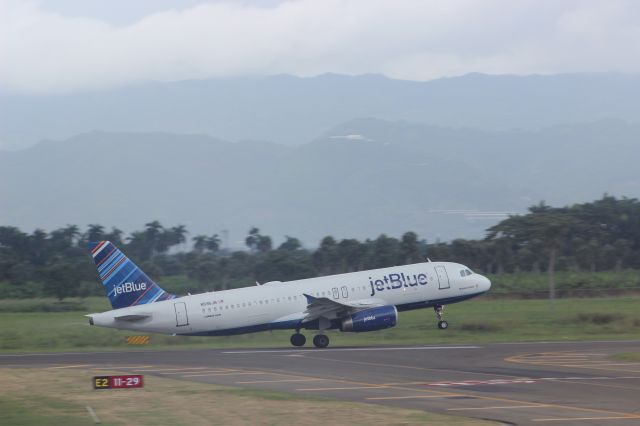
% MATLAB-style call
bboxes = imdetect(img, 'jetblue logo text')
[114,282,147,295]
[369,273,427,296]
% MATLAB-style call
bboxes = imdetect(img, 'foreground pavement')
[2,340,640,425]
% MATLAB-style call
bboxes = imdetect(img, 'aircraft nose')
[480,275,492,292]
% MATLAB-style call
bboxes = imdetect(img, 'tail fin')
[88,241,175,310]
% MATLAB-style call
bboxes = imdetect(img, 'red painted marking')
[91,241,106,254]
[97,247,117,266]
[132,283,154,305]
[102,256,126,280]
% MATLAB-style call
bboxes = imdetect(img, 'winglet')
[303,293,316,304]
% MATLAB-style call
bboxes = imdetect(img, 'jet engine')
[340,305,397,332]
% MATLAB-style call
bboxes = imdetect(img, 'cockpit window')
[460,269,473,277]
[465,269,472,276]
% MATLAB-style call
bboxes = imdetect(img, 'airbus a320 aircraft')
[87,241,491,348]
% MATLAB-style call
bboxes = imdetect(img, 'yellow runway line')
[532,416,640,422]
[162,369,238,375]
[47,364,94,369]
[367,394,461,400]
[181,371,268,377]
[236,378,326,384]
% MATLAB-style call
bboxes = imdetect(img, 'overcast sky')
[1,0,639,93]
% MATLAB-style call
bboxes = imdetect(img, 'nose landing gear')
[434,305,448,329]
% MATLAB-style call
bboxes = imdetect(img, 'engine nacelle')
[341,305,398,332]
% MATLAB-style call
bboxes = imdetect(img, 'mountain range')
[2,118,638,246]
[2,73,639,150]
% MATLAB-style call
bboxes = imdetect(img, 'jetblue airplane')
[87,241,491,348]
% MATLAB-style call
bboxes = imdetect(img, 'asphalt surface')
[2,340,640,425]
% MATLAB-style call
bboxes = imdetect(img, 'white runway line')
[86,406,101,423]
[223,346,481,354]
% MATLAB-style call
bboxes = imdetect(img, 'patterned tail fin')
[88,241,175,310]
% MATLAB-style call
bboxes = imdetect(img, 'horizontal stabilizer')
[113,314,151,321]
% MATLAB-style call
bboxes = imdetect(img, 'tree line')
[0,195,638,300]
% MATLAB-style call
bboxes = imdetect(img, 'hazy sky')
[1,0,639,93]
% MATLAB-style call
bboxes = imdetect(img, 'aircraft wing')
[302,294,385,322]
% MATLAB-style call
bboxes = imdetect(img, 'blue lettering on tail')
[88,241,175,309]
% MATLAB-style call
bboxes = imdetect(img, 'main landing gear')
[290,332,306,347]
[289,331,330,348]
[312,334,329,348]
[434,305,449,329]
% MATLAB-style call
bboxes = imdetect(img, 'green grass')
[488,269,640,298]
[1,295,639,353]
[0,397,90,426]
[0,368,493,426]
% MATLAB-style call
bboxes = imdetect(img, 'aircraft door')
[332,287,340,299]
[341,286,348,298]
[174,302,189,327]
[435,266,450,290]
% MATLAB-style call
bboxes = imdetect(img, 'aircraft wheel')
[290,333,306,347]
[437,320,449,330]
[313,334,329,348]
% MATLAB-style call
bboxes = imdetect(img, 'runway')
[2,340,640,425]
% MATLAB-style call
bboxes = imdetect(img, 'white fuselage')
[89,261,490,336]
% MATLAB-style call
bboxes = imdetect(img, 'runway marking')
[163,368,240,375]
[0,350,165,357]
[181,371,269,377]
[367,394,461,400]
[301,354,526,380]
[448,404,549,411]
[135,367,211,372]
[183,364,640,420]
[236,378,326,384]
[497,339,640,345]
[223,346,480,354]
[85,405,100,424]
[297,385,384,391]
[47,364,94,369]
[423,379,537,387]
[532,416,640,422]
[550,378,640,392]
[505,351,640,373]
[107,365,154,369]
[283,354,640,418]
